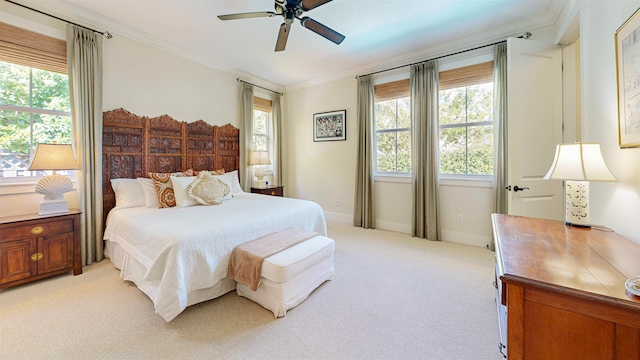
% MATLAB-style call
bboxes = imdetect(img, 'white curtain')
[67,24,103,265]
[491,42,508,250]
[240,83,254,191]
[410,60,441,240]
[353,75,375,228]
[272,93,283,186]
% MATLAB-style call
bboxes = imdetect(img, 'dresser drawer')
[0,219,73,242]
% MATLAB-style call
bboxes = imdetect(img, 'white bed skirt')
[106,240,237,315]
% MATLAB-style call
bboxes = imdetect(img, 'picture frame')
[313,110,346,142]
[615,7,640,148]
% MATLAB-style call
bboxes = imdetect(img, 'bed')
[101,109,327,321]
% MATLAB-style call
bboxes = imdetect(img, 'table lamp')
[543,143,617,227]
[249,151,271,187]
[28,143,79,215]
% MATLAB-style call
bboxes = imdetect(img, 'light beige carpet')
[0,220,502,360]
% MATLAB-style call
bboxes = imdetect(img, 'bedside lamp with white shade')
[249,150,272,187]
[543,143,617,227]
[28,143,79,215]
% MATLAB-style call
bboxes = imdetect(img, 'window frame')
[372,51,495,183]
[438,82,494,177]
[251,95,274,179]
[374,97,412,176]
[0,19,72,191]
[0,63,72,180]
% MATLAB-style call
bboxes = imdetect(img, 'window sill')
[0,177,78,195]
[374,174,493,188]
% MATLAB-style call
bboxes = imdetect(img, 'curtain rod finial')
[104,31,113,39]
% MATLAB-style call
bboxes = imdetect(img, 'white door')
[506,38,564,220]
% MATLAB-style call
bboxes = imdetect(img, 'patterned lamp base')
[564,180,590,227]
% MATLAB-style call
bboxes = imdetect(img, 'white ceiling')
[19,0,566,90]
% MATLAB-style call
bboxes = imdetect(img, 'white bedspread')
[103,192,327,321]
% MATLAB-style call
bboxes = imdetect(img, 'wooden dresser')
[0,210,82,289]
[492,214,640,360]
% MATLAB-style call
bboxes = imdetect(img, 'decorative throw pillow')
[149,169,194,208]
[194,168,225,176]
[187,171,230,205]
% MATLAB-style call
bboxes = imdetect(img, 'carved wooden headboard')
[102,108,240,223]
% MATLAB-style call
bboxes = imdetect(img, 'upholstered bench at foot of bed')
[236,235,335,317]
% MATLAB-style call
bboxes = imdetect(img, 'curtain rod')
[4,0,112,39]
[237,78,283,96]
[355,32,531,79]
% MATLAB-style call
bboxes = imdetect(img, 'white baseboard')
[442,230,491,248]
[323,211,352,224]
[323,211,490,249]
[375,220,411,234]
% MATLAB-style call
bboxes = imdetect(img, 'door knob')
[506,185,530,192]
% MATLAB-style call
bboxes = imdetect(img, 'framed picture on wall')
[313,110,346,142]
[615,7,640,148]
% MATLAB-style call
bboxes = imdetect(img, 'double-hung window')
[252,97,272,152]
[438,62,494,176]
[0,22,70,178]
[374,79,411,174]
[373,60,494,179]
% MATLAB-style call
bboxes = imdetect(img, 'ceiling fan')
[218,0,345,52]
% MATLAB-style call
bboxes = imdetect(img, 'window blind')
[0,22,67,74]
[374,61,494,100]
[253,97,273,113]
[439,61,493,90]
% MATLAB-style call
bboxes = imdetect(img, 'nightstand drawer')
[251,186,284,197]
[0,219,73,242]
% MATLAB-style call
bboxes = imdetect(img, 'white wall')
[102,36,240,127]
[571,0,640,243]
[285,77,358,223]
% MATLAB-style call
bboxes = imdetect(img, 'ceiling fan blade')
[300,17,345,45]
[275,23,291,52]
[300,0,334,11]
[218,11,276,20]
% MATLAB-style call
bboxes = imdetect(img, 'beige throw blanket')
[229,228,319,291]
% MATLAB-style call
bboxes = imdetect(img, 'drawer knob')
[271,191,276,196]
[31,226,44,235]
[30,253,43,261]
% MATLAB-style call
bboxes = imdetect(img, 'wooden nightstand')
[0,210,82,289]
[251,185,284,197]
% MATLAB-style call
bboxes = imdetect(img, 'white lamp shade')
[249,151,271,166]
[543,143,617,182]
[28,143,79,171]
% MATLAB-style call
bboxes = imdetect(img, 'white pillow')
[111,178,145,209]
[212,173,234,200]
[137,178,160,208]
[170,176,199,208]
[227,170,244,195]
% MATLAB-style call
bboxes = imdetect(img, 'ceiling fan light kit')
[218,0,344,52]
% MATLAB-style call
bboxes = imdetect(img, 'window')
[374,79,411,174]
[438,62,493,176]
[0,22,70,178]
[373,60,494,178]
[252,97,272,152]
